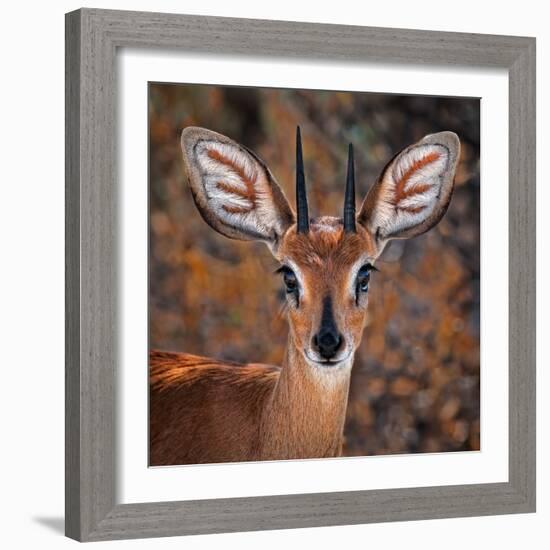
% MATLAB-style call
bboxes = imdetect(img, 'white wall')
[0,1,546,548]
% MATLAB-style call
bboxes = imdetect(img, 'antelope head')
[181,126,460,371]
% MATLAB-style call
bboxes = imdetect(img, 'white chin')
[304,351,354,369]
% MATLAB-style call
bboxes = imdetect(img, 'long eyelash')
[274,265,300,307]
[274,265,292,275]
[355,263,378,307]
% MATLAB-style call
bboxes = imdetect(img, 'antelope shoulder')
[149,350,280,465]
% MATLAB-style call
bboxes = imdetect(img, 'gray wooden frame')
[65,7,536,542]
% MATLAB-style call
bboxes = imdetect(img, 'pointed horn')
[343,143,356,233]
[296,126,309,234]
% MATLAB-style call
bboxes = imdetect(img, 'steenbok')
[150,126,460,465]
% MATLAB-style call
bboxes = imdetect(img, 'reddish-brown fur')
[276,220,376,357]
[150,344,351,465]
[150,351,279,465]
[151,128,458,466]
[150,221,373,466]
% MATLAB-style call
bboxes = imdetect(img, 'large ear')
[358,131,460,250]
[180,127,295,249]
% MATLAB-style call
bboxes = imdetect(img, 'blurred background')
[149,83,480,456]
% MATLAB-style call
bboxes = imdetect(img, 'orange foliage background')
[149,83,480,456]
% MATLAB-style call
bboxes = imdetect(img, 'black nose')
[312,330,343,360]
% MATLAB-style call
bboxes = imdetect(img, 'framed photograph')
[65,8,536,541]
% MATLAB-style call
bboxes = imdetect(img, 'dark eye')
[356,264,374,298]
[283,270,298,293]
[276,266,299,295]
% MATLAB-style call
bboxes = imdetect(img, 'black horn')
[295,126,309,234]
[343,143,356,233]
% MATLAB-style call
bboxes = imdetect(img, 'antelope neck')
[260,337,352,459]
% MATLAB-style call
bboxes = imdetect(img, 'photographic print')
[148,83,480,466]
